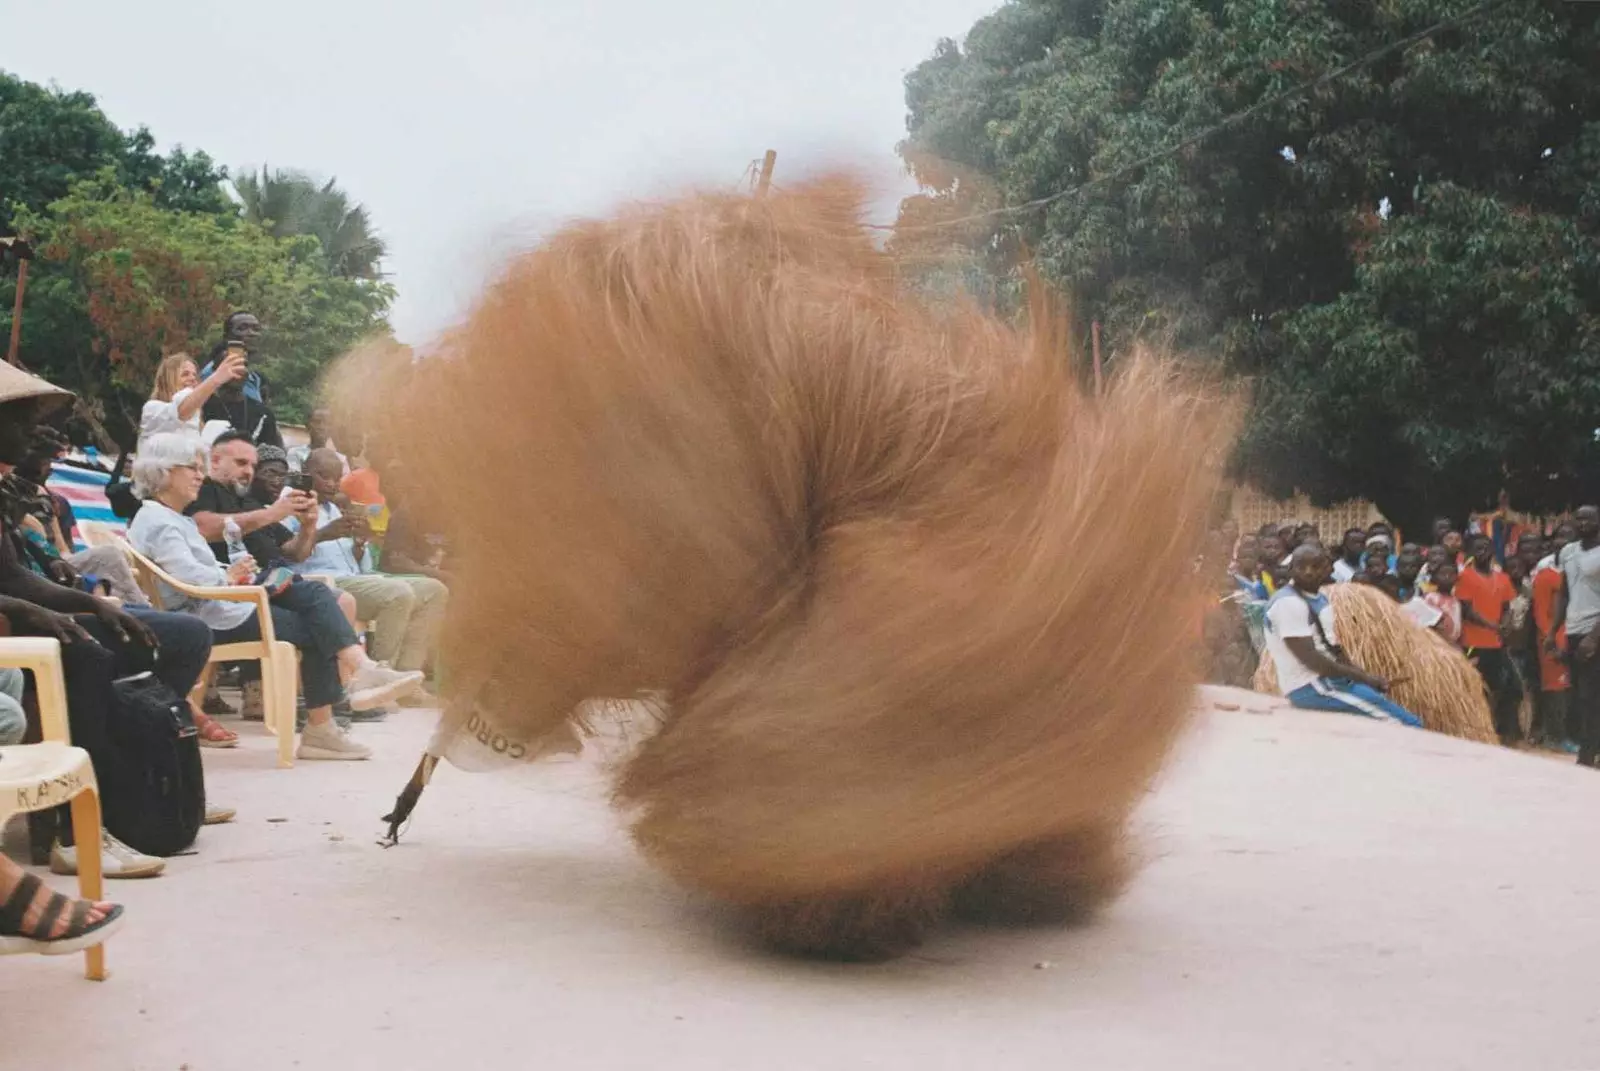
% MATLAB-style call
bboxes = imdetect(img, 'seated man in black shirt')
[189,432,318,566]
[187,432,363,720]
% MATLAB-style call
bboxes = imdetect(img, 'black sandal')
[0,870,125,957]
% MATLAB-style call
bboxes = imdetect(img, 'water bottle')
[223,519,249,567]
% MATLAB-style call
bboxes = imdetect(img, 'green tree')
[233,166,388,280]
[897,0,1600,533]
[0,70,234,230]
[6,174,393,444]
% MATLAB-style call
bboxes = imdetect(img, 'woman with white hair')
[126,434,422,760]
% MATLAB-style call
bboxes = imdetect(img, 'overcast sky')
[5,0,998,344]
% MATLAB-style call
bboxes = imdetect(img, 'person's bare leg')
[0,855,115,938]
[303,703,335,728]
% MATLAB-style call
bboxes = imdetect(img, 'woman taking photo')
[126,434,423,760]
[138,350,247,450]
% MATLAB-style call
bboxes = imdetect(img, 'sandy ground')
[3,686,1598,1070]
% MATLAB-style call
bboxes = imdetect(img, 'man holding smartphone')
[284,449,449,691]
[199,312,283,448]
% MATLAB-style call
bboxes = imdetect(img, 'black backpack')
[101,671,206,857]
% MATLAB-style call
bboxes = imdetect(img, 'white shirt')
[1399,595,1443,632]
[1264,588,1338,696]
[1559,541,1600,636]
[1331,558,1358,583]
[126,499,256,630]
[283,499,370,578]
[138,388,200,445]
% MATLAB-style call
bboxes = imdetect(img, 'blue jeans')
[212,578,357,708]
[1286,678,1424,728]
[0,667,24,746]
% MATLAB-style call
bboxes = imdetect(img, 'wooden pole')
[7,258,29,368]
[756,150,777,197]
[1091,320,1103,394]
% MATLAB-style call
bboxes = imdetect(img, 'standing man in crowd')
[1264,544,1422,726]
[1554,506,1600,768]
[1533,523,1574,751]
[200,312,282,448]
[1331,528,1367,583]
[1457,532,1522,745]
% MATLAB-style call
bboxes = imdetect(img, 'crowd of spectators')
[1213,508,1600,768]
[0,312,452,958]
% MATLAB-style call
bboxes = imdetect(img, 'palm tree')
[232,166,387,280]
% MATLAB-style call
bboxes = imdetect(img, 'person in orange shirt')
[1456,533,1522,745]
[1532,524,1576,751]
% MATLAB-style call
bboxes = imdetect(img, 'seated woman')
[126,434,423,761]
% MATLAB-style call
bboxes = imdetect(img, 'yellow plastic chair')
[0,638,112,980]
[113,538,300,768]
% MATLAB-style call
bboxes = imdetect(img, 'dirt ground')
[4,686,1597,1070]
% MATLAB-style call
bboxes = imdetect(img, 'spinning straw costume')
[332,178,1233,960]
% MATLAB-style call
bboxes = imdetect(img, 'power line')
[879,0,1514,235]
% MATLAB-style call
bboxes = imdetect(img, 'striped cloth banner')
[46,457,126,550]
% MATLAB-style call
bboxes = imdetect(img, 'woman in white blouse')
[127,434,423,760]
[138,351,247,450]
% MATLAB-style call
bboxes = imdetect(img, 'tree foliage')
[233,166,388,281]
[897,0,1600,531]
[9,175,393,443]
[0,70,393,443]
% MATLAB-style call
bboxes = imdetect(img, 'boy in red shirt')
[1456,533,1522,744]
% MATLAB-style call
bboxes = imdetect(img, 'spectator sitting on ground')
[1332,527,1366,583]
[129,434,424,760]
[1264,544,1423,726]
[198,312,282,448]
[288,449,448,697]
[140,351,245,452]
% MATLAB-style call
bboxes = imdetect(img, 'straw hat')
[0,361,73,414]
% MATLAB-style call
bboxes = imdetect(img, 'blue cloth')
[1286,678,1424,727]
[201,362,266,403]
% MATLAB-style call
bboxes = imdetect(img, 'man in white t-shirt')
[1553,505,1600,766]
[1265,544,1423,726]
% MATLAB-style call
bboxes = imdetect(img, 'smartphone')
[286,472,314,493]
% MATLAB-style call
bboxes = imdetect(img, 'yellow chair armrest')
[0,637,71,743]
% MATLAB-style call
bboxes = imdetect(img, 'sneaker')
[347,661,424,711]
[50,830,166,879]
[203,804,237,825]
[202,682,236,717]
[239,679,265,722]
[297,719,372,761]
[337,696,390,723]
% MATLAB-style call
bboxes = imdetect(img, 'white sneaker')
[347,660,425,711]
[297,719,372,761]
[50,830,166,879]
